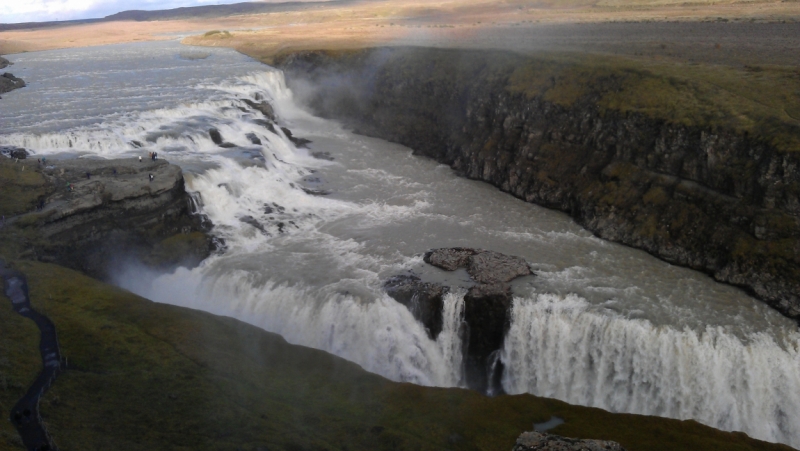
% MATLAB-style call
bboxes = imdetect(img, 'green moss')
[0,159,49,217]
[0,261,788,451]
[505,53,800,152]
[642,186,669,206]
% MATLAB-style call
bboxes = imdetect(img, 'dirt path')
[1,260,61,451]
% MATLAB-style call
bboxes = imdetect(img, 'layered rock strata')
[278,47,800,322]
[11,158,212,280]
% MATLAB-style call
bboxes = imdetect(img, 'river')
[1,40,798,447]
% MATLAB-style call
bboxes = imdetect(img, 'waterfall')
[501,293,800,447]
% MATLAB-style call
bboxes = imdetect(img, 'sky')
[0,0,324,24]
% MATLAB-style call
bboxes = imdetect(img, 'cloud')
[1,0,301,24]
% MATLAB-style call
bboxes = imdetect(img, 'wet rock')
[240,215,269,235]
[281,127,312,148]
[129,140,144,148]
[463,283,513,393]
[311,151,334,161]
[302,188,331,196]
[0,146,28,159]
[514,431,626,451]
[209,128,223,145]
[242,98,276,121]
[0,72,25,94]
[253,119,277,134]
[246,133,262,145]
[219,142,237,148]
[0,56,9,69]
[384,274,448,339]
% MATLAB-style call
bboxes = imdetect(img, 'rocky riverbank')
[0,154,212,280]
[277,47,800,323]
[0,56,25,96]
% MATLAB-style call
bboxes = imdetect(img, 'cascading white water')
[3,40,799,448]
[501,294,800,446]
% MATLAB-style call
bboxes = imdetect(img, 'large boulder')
[384,275,448,339]
[513,431,626,451]
[0,72,25,95]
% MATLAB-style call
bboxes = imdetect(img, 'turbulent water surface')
[2,41,799,447]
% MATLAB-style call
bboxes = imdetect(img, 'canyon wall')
[277,47,800,321]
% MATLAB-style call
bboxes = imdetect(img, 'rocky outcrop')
[1,146,29,159]
[10,158,212,280]
[278,47,800,322]
[384,274,448,339]
[0,72,25,95]
[386,248,532,394]
[0,56,9,69]
[425,248,531,393]
[514,431,626,451]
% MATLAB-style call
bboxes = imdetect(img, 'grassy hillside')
[0,260,793,451]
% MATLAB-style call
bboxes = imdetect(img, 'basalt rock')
[514,431,626,451]
[9,158,213,280]
[242,98,276,121]
[278,47,800,323]
[0,72,25,95]
[463,283,513,393]
[391,248,532,393]
[281,127,312,148]
[384,274,448,339]
[426,248,533,284]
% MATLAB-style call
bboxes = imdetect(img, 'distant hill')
[103,1,341,22]
[0,1,346,31]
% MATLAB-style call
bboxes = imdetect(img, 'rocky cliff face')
[2,157,212,280]
[278,47,800,322]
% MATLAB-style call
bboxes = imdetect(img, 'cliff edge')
[0,155,212,280]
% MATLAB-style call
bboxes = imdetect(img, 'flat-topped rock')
[424,248,532,284]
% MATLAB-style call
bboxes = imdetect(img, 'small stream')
[1,261,61,451]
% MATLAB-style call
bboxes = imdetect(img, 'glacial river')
[1,40,798,447]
